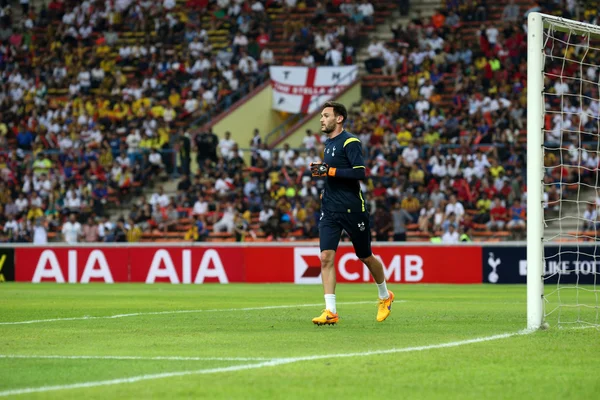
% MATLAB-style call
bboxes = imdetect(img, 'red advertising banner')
[244,247,296,283]
[15,247,129,283]
[288,245,481,284]
[14,245,482,284]
[128,247,244,283]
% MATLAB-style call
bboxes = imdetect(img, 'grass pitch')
[0,284,598,399]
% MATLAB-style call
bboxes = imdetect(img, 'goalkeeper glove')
[310,162,336,177]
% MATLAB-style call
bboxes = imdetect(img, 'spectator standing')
[83,217,100,242]
[445,195,465,221]
[62,214,82,244]
[401,189,420,219]
[32,219,48,245]
[391,202,413,241]
[583,203,597,231]
[373,205,392,241]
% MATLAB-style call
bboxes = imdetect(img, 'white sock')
[376,281,389,299]
[324,294,336,314]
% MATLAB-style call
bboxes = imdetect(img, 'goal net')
[527,13,600,330]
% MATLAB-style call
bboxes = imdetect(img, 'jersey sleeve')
[326,137,366,180]
[343,138,366,169]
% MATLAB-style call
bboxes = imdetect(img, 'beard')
[321,121,336,134]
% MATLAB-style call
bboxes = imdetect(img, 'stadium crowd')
[0,0,386,243]
[0,0,597,244]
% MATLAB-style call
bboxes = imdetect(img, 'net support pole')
[526,12,544,330]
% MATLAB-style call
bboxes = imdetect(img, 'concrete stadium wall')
[211,85,288,149]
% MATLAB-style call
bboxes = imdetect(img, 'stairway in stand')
[356,0,442,77]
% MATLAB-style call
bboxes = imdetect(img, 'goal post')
[527,12,545,331]
[527,12,600,330]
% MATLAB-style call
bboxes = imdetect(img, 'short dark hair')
[322,101,347,123]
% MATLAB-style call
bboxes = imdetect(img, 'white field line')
[0,355,271,362]
[0,301,389,326]
[0,330,532,397]
[558,324,599,330]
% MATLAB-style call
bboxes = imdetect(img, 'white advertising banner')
[269,65,358,114]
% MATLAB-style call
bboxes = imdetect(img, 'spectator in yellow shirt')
[139,133,157,150]
[408,164,425,186]
[151,101,165,119]
[126,219,143,242]
[100,56,114,73]
[27,205,44,222]
[423,130,440,146]
[270,182,286,201]
[401,189,421,218]
[168,89,181,109]
[396,125,412,146]
[489,158,505,178]
[157,125,170,148]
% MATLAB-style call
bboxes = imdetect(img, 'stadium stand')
[0,0,592,244]
[344,0,590,243]
[0,0,394,243]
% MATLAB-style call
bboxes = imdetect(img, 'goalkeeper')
[309,101,394,325]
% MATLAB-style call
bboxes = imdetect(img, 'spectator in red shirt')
[256,28,270,48]
[372,181,387,200]
[479,178,498,200]
[452,174,473,206]
[186,0,208,9]
[431,9,445,29]
[487,197,507,231]
[48,0,65,17]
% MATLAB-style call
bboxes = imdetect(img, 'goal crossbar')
[536,12,600,37]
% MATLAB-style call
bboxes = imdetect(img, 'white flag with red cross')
[269,66,358,114]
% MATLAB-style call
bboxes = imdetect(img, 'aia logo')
[293,247,322,284]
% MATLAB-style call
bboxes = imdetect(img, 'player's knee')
[320,250,335,268]
[359,254,376,265]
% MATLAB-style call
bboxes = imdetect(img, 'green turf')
[0,284,598,399]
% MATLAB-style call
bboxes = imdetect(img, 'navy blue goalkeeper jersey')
[321,131,366,213]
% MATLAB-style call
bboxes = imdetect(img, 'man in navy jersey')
[310,101,394,325]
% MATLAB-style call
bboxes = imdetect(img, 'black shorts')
[319,211,372,259]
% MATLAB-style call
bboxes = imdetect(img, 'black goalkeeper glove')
[310,162,331,177]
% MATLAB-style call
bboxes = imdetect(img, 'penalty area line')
[0,301,394,326]
[0,330,531,397]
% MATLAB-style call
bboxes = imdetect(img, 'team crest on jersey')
[332,146,336,157]
[357,222,365,231]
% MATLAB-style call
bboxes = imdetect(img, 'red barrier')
[14,245,482,284]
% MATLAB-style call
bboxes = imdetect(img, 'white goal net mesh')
[540,16,600,328]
